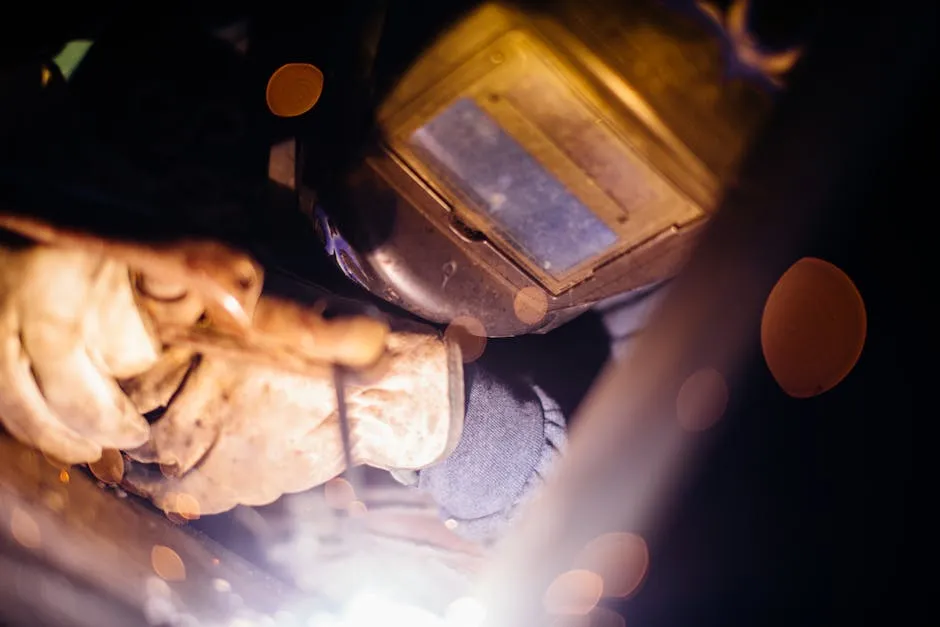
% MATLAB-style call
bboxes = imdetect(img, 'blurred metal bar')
[477,4,937,625]
[0,432,308,627]
[0,538,146,627]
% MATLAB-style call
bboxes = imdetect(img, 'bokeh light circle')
[444,316,488,363]
[761,257,867,398]
[676,369,729,431]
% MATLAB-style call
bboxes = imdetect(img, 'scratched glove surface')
[0,243,160,463]
[122,330,463,516]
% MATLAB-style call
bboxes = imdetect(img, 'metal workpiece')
[0,433,315,627]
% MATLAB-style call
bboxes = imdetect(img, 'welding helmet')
[293,0,777,337]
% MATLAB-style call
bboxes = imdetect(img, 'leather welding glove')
[121,325,464,516]
[0,241,160,464]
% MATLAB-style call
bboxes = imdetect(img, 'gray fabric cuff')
[417,365,566,543]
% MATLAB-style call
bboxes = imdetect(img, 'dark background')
[1,1,934,625]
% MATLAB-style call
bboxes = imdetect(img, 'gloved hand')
[0,241,160,463]
[120,273,464,516]
[0,233,463,516]
[122,327,465,516]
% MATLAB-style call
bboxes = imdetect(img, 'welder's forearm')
[417,364,566,543]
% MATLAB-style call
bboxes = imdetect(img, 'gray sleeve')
[417,282,668,543]
[416,365,565,544]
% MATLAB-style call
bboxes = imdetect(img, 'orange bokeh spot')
[575,532,650,598]
[266,63,324,118]
[762,257,867,398]
[544,570,604,616]
[513,287,549,326]
[444,316,488,363]
[677,368,729,432]
[174,493,201,521]
[151,545,186,582]
[324,477,356,510]
[88,449,125,484]
[10,507,42,549]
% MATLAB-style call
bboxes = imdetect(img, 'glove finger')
[156,359,336,476]
[167,413,337,511]
[123,461,245,516]
[125,408,347,515]
[0,336,101,463]
[85,260,161,378]
[133,272,207,330]
[127,357,350,515]
[192,418,346,513]
[119,346,197,414]
[147,357,233,474]
[23,340,150,450]
[14,249,150,448]
[124,447,281,516]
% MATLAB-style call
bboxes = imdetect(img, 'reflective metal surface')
[0,432,310,627]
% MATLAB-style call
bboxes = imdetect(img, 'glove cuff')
[349,329,465,472]
[437,333,466,465]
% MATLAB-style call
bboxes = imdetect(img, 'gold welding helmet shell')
[300,0,773,337]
